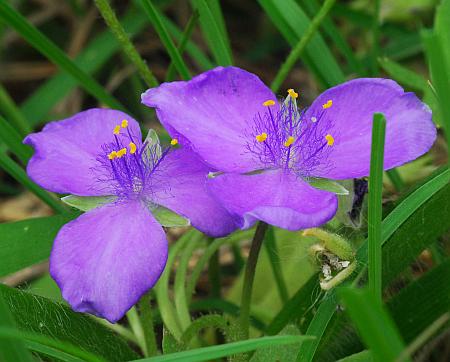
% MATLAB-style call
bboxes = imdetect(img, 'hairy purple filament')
[246,96,334,177]
[94,125,170,200]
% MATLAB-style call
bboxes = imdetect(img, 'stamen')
[287,89,299,99]
[322,100,333,109]
[263,100,275,107]
[113,125,121,135]
[170,138,179,146]
[284,136,295,147]
[256,132,268,142]
[325,134,335,146]
[129,142,137,154]
[108,151,118,160]
[121,119,128,128]
[311,116,317,123]
[117,148,127,158]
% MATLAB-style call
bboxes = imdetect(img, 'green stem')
[126,307,147,356]
[270,0,336,93]
[207,238,222,299]
[386,168,404,192]
[94,0,159,88]
[239,221,268,341]
[138,292,158,357]
[368,113,386,306]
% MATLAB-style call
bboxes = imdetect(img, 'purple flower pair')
[25,66,436,322]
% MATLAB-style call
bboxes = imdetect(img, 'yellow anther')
[287,88,299,99]
[113,125,121,135]
[121,119,128,128]
[325,134,335,146]
[255,132,268,142]
[322,100,333,109]
[108,151,118,160]
[284,136,295,147]
[263,100,276,107]
[170,138,179,146]
[129,142,137,154]
[117,148,127,157]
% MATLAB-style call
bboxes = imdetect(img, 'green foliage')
[0,284,139,361]
[0,213,76,277]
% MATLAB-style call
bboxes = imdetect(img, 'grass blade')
[368,113,386,305]
[259,0,345,88]
[21,7,149,126]
[0,116,32,164]
[191,0,233,66]
[166,11,199,81]
[0,84,31,136]
[140,0,191,80]
[133,335,314,362]
[338,287,408,362]
[0,151,67,213]
[94,0,158,87]
[270,0,336,92]
[0,1,127,112]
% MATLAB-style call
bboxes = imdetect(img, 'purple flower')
[142,66,436,231]
[24,108,237,322]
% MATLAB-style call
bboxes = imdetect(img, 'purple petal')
[207,170,338,230]
[303,78,436,179]
[50,200,167,323]
[151,147,239,237]
[24,108,142,196]
[142,66,277,172]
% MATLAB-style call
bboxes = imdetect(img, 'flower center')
[93,120,175,199]
[246,90,335,176]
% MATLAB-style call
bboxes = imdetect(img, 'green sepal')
[61,195,116,211]
[308,177,349,195]
[151,205,190,228]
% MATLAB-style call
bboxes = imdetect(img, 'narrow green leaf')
[308,178,349,195]
[94,0,158,87]
[166,12,199,81]
[0,295,34,362]
[21,7,148,125]
[140,0,192,80]
[270,0,337,92]
[0,213,76,277]
[378,58,428,91]
[368,113,386,305]
[174,235,203,331]
[296,294,336,362]
[337,287,408,362]
[259,0,345,88]
[162,15,214,70]
[61,195,116,211]
[191,0,233,66]
[0,84,31,136]
[0,284,139,361]
[337,350,373,362]
[133,335,314,362]
[422,29,450,153]
[0,2,127,112]
[0,327,105,362]
[0,115,33,164]
[0,151,67,213]
[265,274,319,336]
